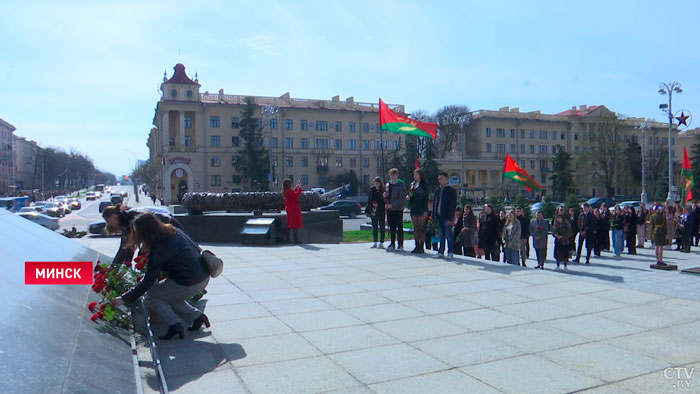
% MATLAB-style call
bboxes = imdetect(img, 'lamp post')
[658,81,682,202]
[636,121,649,204]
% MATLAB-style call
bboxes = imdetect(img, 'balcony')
[316,165,329,174]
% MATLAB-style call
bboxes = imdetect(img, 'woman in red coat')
[283,179,303,243]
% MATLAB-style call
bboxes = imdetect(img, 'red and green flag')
[504,154,541,192]
[379,99,438,139]
[682,146,694,203]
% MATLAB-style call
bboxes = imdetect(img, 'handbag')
[201,250,224,278]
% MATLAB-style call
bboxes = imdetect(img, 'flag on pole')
[379,99,438,139]
[503,154,541,192]
[682,146,694,203]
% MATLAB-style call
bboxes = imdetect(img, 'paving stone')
[344,303,424,323]
[227,332,321,367]
[369,369,502,394]
[438,308,528,331]
[412,332,523,367]
[372,315,468,342]
[300,325,400,354]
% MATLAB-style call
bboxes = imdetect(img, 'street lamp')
[636,121,649,204]
[658,81,682,202]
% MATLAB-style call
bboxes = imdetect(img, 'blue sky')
[1,0,699,177]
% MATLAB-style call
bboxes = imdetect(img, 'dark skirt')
[555,241,570,261]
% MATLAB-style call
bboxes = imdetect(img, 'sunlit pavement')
[76,236,700,394]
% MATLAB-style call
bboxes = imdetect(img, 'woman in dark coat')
[624,206,638,255]
[459,205,477,257]
[478,204,500,261]
[552,214,573,269]
[366,177,386,248]
[111,213,211,340]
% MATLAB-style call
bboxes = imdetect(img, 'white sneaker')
[397,246,403,251]
[447,253,454,260]
[378,243,384,249]
[371,243,377,248]
[433,253,444,259]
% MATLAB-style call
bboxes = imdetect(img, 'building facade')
[439,105,692,199]
[0,118,16,195]
[13,136,40,191]
[149,64,404,203]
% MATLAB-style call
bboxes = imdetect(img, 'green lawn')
[343,229,414,243]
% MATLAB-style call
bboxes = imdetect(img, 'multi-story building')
[148,64,404,203]
[12,136,41,191]
[440,105,692,199]
[0,118,16,195]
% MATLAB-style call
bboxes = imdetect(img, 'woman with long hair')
[407,169,429,254]
[283,179,303,244]
[111,213,211,340]
[459,205,477,257]
[611,205,625,257]
[367,177,386,248]
[624,206,637,255]
[503,211,521,265]
[553,213,572,269]
[479,204,501,261]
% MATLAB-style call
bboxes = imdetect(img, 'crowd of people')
[367,168,700,268]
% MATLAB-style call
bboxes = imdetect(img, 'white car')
[19,206,43,213]
[16,212,60,230]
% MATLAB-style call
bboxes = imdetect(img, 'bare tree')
[575,114,625,196]
[435,105,471,158]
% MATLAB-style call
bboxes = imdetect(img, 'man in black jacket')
[574,203,597,264]
[432,172,457,260]
[516,207,530,267]
[692,200,700,246]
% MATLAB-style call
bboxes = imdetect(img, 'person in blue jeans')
[504,211,522,265]
[432,172,457,260]
[611,205,624,257]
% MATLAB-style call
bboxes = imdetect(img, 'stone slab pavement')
[76,235,700,394]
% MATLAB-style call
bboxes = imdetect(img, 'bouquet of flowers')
[87,254,148,329]
[425,215,438,234]
[371,201,378,217]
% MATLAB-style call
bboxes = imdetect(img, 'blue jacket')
[433,185,457,220]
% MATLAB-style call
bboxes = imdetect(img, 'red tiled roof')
[167,63,197,85]
[556,105,602,116]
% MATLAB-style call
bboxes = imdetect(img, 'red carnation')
[135,262,145,271]
[125,259,132,267]
[97,311,104,318]
[100,304,106,311]
[136,275,143,282]
[134,254,147,264]
[88,302,97,311]
[90,313,100,322]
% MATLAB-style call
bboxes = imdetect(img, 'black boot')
[188,313,211,331]
[159,323,184,340]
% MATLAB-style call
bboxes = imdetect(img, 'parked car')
[16,212,60,230]
[110,194,123,205]
[98,201,113,213]
[19,206,43,213]
[89,206,174,235]
[608,200,642,212]
[317,200,362,218]
[86,192,97,201]
[530,201,565,214]
[42,202,65,217]
[33,201,47,208]
[585,197,616,209]
[68,198,81,210]
[58,201,72,215]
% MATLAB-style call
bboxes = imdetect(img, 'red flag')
[503,154,541,192]
[379,99,438,139]
[682,147,694,202]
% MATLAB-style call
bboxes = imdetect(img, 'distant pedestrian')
[367,177,386,248]
[624,206,637,255]
[530,211,549,269]
[459,205,477,257]
[385,168,407,251]
[552,214,572,269]
[282,179,303,244]
[478,205,500,261]
[611,206,624,257]
[516,207,530,267]
[600,204,611,251]
[503,211,521,265]
[432,172,457,259]
[680,206,694,253]
[650,206,668,264]
[637,203,648,248]
[568,207,579,257]
[407,169,429,254]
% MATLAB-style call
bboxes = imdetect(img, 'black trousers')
[387,210,403,247]
[370,213,385,243]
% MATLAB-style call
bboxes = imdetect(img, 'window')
[335,139,342,149]
[363,157,370,168]
[394,141,400,149]
[520,144,525,153]
[315,138,329,149]
[530,144,535,153]
[530,160,535,169]
[539,145,547,154]
[210,136,220,147]
[497,144,506,153]
[286,138,293,148]
[335,157,343,167]
[575,146,579,154]
[540,160,548,169]
[552,145,557,154]
[362,123,369,133]
[530,130,535,139]
[301,156,308,167]
[317,157,328,167]
[574,132,579,141]
[363,175,369,185]
[510,144,515,153]
[376,140,388,150]
[211,175,221,186]
[301,120,308,131]
[551,131,556,140]
[318,176,326,185]
[520,129,525,139]
[316,121,328,131]
[510,129,515,138]
[662,137,668,145]
[231,155,239,167]
[184,116,191,128]
[301,175,308,185]
[335,121,342,132]
[362,140,370,150]
[375,123,379,133]
[497,128,505,138]
[560,132,565,140]
[672,137,675,145]
[270,137,278,148]
[270,119,277,130]
[541,174,546,183]
[350,158,356,168]
[349,122,356,132]
[285,156,293,167]
[520,160,525,168]
[486,127,492,137]
[285,119,293,130]
[230,136,240,147]
[377,157,385,168]
[539,130,546,139]
[211,155,220,167]
[169,138,175,146]
[231,117,239,128]
[210,116,220,128]
[184,136,192,146]
[301,138,309,148]
[486,143,492,153]
[350,139,356,150]
[272,156,278,167]
[648,136,652,145]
